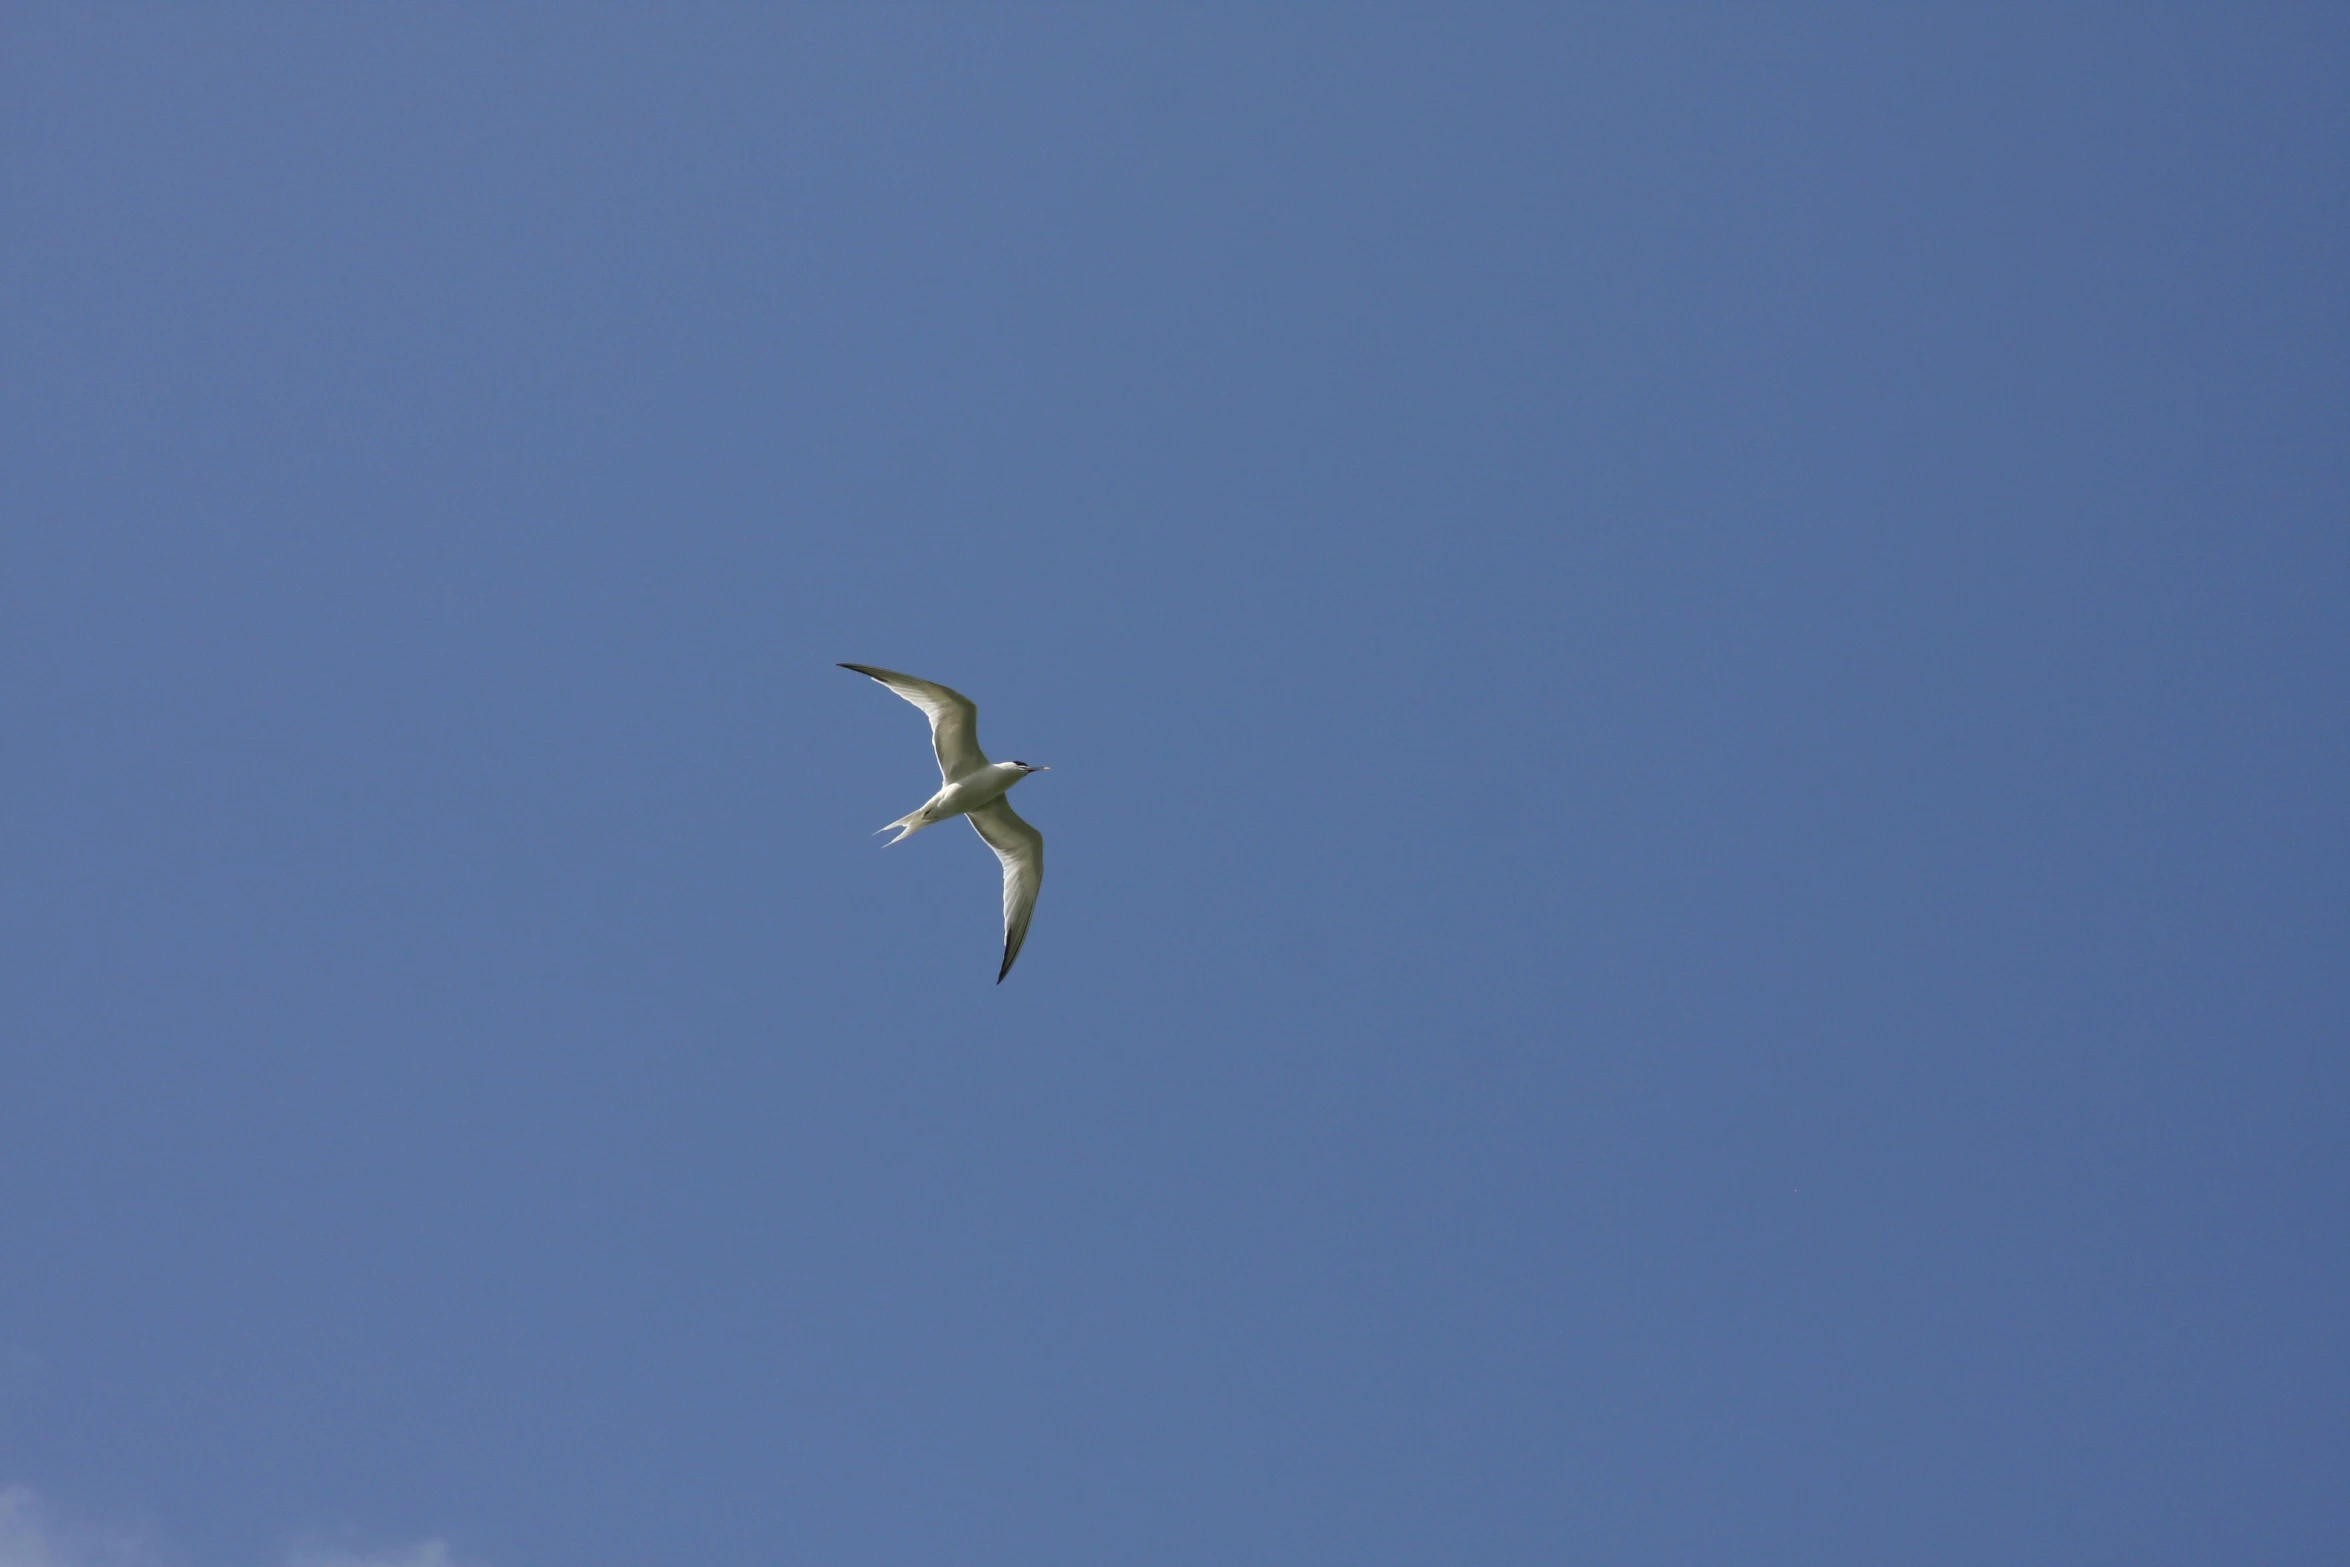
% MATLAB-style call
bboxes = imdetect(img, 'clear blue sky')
[4,8,2345,1565]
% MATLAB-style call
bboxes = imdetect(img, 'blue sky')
[3,7,2345,1565]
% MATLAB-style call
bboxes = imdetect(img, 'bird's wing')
[967,797,1044,984]
[838,664,989,782]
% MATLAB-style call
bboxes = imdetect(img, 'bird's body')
[838,664,1047,982]
[880,759,1032,843]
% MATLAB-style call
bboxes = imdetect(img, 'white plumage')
[839,664,1047,983]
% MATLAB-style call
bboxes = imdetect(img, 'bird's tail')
[876,808,932,846]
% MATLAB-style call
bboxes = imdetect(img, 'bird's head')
[1007,760,1050,775]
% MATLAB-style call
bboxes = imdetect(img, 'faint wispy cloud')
[0,1489,471,1567]
[0,1487,150,1567]
[284,1546,460,1567]
[284,1541,458,1567]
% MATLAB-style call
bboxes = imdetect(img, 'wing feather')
[967,798,1044,983]
[838,664,989,782]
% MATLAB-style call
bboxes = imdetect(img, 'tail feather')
[878,809,931,846]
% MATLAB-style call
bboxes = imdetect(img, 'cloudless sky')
[3,7,2345,1565]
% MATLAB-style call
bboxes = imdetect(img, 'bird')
[837,664,1047,983]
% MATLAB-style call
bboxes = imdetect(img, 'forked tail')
[876,808,932,846]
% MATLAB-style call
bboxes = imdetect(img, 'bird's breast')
[934,769,1015,816]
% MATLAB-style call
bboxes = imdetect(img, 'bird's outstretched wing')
[967,797,1043,983]
[838,664,989,782]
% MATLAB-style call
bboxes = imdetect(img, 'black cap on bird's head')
[1009,760,1049,772]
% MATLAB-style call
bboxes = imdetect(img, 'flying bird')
[838,664,1047,983]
